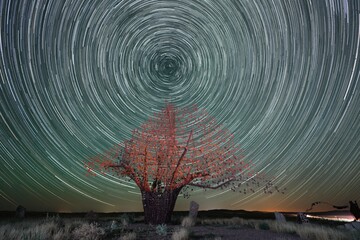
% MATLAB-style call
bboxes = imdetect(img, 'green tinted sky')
[0,0,359,213]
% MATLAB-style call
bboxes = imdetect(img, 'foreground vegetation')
[200,217,355,240]
[0,214,358,240]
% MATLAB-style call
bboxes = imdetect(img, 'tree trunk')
[141,188,182,224]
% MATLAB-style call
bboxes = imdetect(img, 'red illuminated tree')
[86,104,277,224]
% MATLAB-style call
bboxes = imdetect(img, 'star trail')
[1,0,360,213]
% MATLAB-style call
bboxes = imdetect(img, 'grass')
[0,217,105,240]
[171,227,189,240]
[0,214,356,240]
[198,217,350,240]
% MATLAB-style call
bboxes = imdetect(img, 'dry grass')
[260,219,348,240]
[72,222,105,240]
[0,215,355,240]
[200,216,244,226]
[0,218,104,240]
[199,217,350,240]
[171,227,189,240]
[119,232,137,240]
[181,216,195,228]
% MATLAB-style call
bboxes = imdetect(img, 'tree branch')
[142,146,151,191]
[106,161,143,189]
[188,177,235,190]
[169,130,193,187]
[173,171,210,189]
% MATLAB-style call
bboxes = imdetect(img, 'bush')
[72,222,105,240]
[119,213,134,224]
[111,220,118,231]
[171,227,189,240]
[0,219,67,240]
[120,232,137,240]
[181,217,195,228]
[156,224,168,236]
[53,229,70,240]
[258,222,270,230]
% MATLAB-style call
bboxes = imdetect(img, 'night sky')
[1,0,360,213]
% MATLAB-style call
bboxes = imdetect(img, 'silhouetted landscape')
[1,209,358,239]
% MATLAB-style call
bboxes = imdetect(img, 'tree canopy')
[85,104,277,195]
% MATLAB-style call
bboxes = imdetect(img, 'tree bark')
[141,188,182,224]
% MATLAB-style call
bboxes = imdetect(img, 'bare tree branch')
[169,130,193,186]
[188,177,235,190]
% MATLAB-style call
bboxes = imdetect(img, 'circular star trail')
[0,0,360,212]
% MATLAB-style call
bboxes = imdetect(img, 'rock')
[15,205,26,219]
[274,212,286,222]
[189,201,199,219]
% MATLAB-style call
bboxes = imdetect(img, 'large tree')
[86,104,277,224]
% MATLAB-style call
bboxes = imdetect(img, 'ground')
[119,222,302,239]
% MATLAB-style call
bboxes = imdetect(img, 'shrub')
[171,227,189,240]
[156,224,168,236]
[119,213,132,232]
[53,229,70,240]
[119,213,134,224]
[111,220,118,231]
[181,217,195,228]
[0,219,67,240]
[229,217,244,225]
[72,222,105,240]
[120,232,137,240]
[65,219,84,233]
[200,217,243,226]
[258,222,270,230]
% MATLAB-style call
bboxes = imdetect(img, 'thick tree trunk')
[141,188,182,224]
